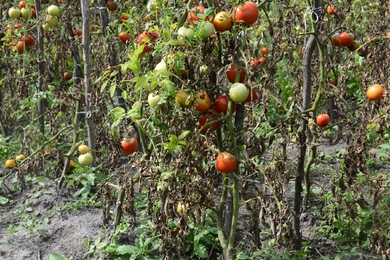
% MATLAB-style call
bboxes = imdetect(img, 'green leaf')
[160,79,175,96]
[49,253,69,260]
[100,80,108,93]
[109,107,126,122]
[109,83,117,98]
[0,195,9,205]
[116,245,139,255]
[178,130,191,140]
[127,102,143,121]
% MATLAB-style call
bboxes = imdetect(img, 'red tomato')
[136,31,159,52]
[72,28,82,36]
[258,56,266,65]
[16,41,24,53]
[338,32,355,47]
[31,7,36,17]
[216,152,238,173]
[19,1,27,9]
[119,13,130,24]
[226,64,247,83]
[121,138,138,155]
[232,1,259,27]
[214,94,236,114]
[213,11,233,32]
[244,89,259,102]
[316,114,330,127]
[119,32,130,44]
[195,92,211,113]
[187,6,209,26]
[22,35,35,46]
[366,84,384,101]
[249,59,259,68]
[63,72,72,80]
[198,110,219,131]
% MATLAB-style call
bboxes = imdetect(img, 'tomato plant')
[226,64,247,83]
[366,84,384,101]
[213,11,233,32]
[195,92,211,113]
[316,114,330,127]
[214,94,236,114]
[121,138,138,155]
[232,1,259,27]
[216,152,238,174]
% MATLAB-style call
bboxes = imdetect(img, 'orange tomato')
[316,114,330,127]
[216,152,238,173]
[366,84,384,101]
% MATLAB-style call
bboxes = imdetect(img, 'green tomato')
[46,16,59,26]
[199,65,208,74]
[199,21,214,38]
[229,83,249,102]
[21,7,31,20]
[178,26,194,38]
[78,152,93,166]
[47,5,60,16]
[9,7,21,19]
[42,23,51,31]
[148,93,161,108]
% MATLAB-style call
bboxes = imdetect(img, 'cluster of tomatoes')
[249,47,268,68]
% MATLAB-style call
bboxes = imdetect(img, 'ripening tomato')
[119,32,130,44]
[63,72,72,80]
[195,92,211,113]
[226,64,247,83]
[5,159,17,169]
[78,144,89,154]
[213,11,233,32]
[216,152,238,173]
[214,94,236,114]
[106,0,118,11]
[121,138,138,155]
[69,160,76,171]
[327,5,336,15]
[338,32,355,47]
[261,47,268,56]
[316,114,330,127]
[298,49,303,56]
[187,6,209,26]
[347,41,360,52]
[331,33,342,47]
[175,89,193,108]
[31,7,36,18]
[232,1,259,27]
[366,84,384,101]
